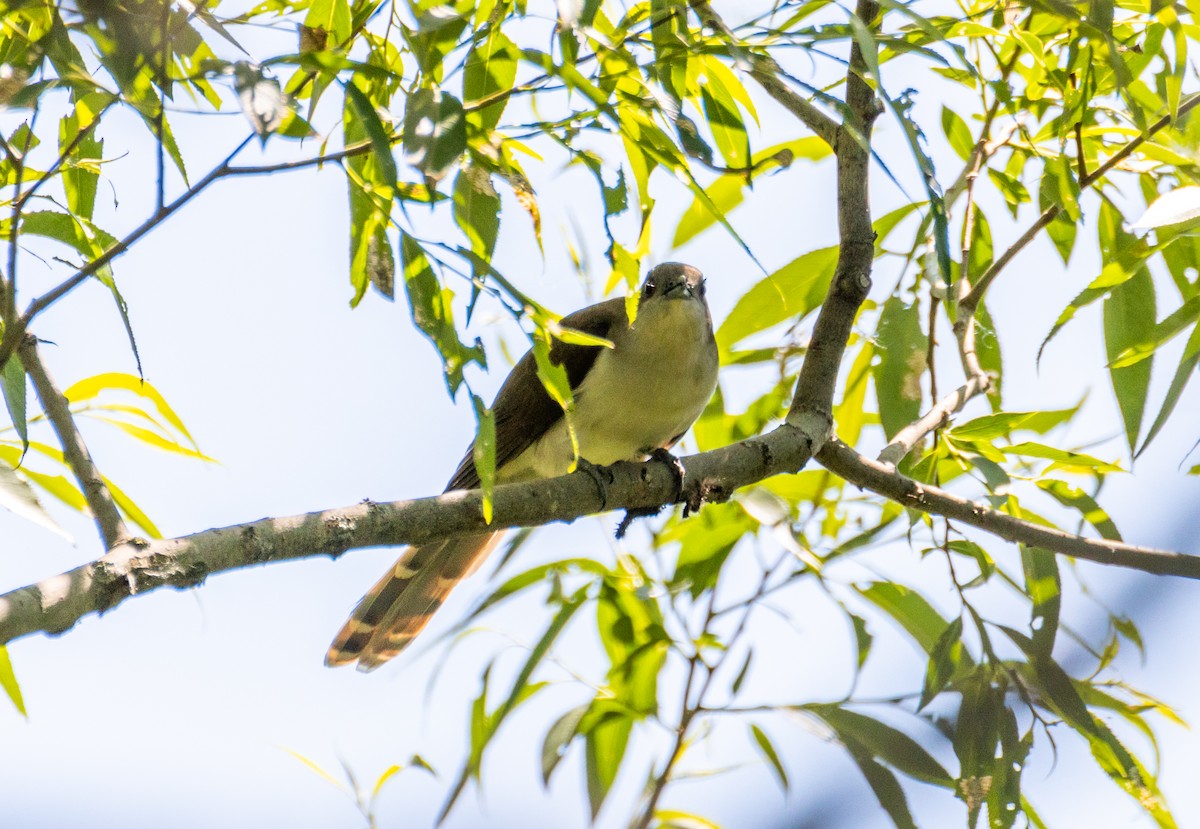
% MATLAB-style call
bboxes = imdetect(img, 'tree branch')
[819,437,1200,577]
[959,91,1200,320]
[19,336,130,549]
[788,0,881,425]
[876,373,989,466]
[0,421,825,645]
[747,61,841,149]
[691,1,840,149]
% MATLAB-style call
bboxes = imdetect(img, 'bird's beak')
[661,279,695,300]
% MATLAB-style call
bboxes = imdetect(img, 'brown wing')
[445,297,626,491]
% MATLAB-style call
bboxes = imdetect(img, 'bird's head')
[641,262,707,303]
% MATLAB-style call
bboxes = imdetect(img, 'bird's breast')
[500,297,717,482]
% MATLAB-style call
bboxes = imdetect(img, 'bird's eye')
[643,281,656,298]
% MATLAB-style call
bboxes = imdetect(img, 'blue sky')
[3,5,1200,827]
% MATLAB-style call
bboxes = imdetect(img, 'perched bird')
[326,263,719,671]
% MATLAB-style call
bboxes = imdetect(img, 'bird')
[325,262,719,671]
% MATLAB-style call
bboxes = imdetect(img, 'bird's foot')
[648,447,687,503]
[614,448,688,540]
[575,457,613,511]
[615,505,662,540]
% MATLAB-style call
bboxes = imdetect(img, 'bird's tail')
[325,532,501,671]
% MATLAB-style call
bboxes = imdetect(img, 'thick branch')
[19,336,130,549]
[0,421,826,644]
[819,438,1200,577]
[788,0,881,424]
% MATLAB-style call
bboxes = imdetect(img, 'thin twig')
[691,1,840,148]
[747,60,841,148]
[14,100,113,213]
[4,107,38,328]
[19,336,130,548]
[634,598,715,829]
[877,374,990,465]
[156,0,170,214]
[960,91,1200,318]
[0,133,396,372]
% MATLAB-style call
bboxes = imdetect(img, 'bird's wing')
[444,297,626,491]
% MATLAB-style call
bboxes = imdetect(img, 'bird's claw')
[614,448,689,540]
[648,447,687,503]
[575,457,613,511]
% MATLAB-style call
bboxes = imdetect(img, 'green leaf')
[920,615,964,710]
[398,232,485,394]
[402,87,467,184]
[803,704,953,786]
[86,416,215,461]
[1109,295,1200,369]
[596,570,668,715]
[1036,479,1121,540]
[654,810,722,829]
[63,373,197,448]
[1138,322,1200,455]
[699,65,749,169]
[855,582,967,659]
[1104,242,1156,454]
[673,138,829,246]
[975,302,1003,407]
[1006,635,1177,828]
[102,473,161,538]
[453,164,501,259]
[715,246,837,352]
[467,557,605,619]
[441,585,588,822]
[581,698,633,819]
[343,79,398,190]
[541,704,588,786]
[1,352,27,452]
[941,105,974,161]
[874,296,926,440]
[463,29,517,132]
[304,0,351,47]
[750,724,789,790]
[1021,544,1061,657]
[470,394,495,524]
[0,646,26,717]
[954,669,1007,825]
[1000,442,1123,473]
[949,408,1078,441]
[60,95,106,222]
[668,502,749,598]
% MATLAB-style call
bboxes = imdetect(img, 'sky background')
[2,3,1200,827]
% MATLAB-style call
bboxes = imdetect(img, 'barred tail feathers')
[325,532,501,671]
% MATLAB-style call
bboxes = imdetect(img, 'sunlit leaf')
[0,646,25,717]
[0,461,71,540]
[1130,185,1200,231]
[1,352,27,453]
[874,296,926,440]
[715,246,837,352]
